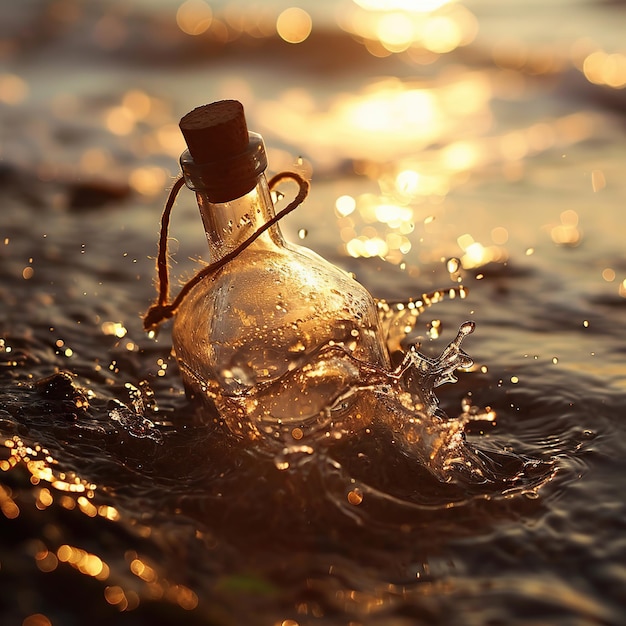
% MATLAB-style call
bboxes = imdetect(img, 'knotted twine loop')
[142,171,310,332]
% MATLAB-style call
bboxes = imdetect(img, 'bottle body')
[171,101,390,433]
[172,178,390,427]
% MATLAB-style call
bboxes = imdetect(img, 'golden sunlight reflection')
[101,321,128,338]
[441,141,481,171]
[602,268,615,282]
[0,483,19,519]
[376,13,415,53]
[1,436,202,614]
[457,234,508,269]
[57,544,110,580]
[422,15,464,54]
[0,73,29,105]
[2,436,100,495]
[395,169,420,195]
[340,1,477,56]
[129,166,169,196]
[292,63,600,268]
[335,190,416,262]
[582,50,626,89]
[335,195,357,217]
[34,545,59,574]
[550,209,582,247]
[130,557,158,583]
[155,123,188,157]
[105,106,135,136]
[122,89,151,119]
[104,585,141,612]
[259,73,491,166]
[352,87,436,133]
[276,7,312,44]
[176,0,213,36]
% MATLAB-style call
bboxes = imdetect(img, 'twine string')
[143,171,310,332]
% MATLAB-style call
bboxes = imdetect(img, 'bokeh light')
[176,0,213,36]
[583,50,626,88]
[1,2,625,625]
[550,210,582,247]
[276,7,312,44]
[0,73,29,104]
[339,1,477,56]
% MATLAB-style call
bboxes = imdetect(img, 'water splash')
[108,381,163,443]
[213,319,554,505]
[390,320,475,416]
[0,319,557,625]
[377,286,468,352]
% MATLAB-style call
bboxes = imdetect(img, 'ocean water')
[1,1,625,625]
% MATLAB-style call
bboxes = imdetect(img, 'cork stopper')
[179,100,249,164]
[178,100,268,203]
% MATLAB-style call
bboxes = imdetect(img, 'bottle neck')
[179,131,285,263]
[195,174,285,263]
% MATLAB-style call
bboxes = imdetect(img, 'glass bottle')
[172,101,390,432]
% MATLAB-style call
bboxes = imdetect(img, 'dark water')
[2,1,626,625]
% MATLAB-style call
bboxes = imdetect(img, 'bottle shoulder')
[171,242,390,395]
[177,243,375,314]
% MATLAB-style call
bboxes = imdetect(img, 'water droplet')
[288,340,306,353]
[347,489,363,505]
[427,320,441,339]
[275,458,289,471]
[446,257,460,273]
[298,228,307,240]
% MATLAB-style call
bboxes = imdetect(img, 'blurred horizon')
[1,0,625,280]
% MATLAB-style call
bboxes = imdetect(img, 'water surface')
[1,1,626,624]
